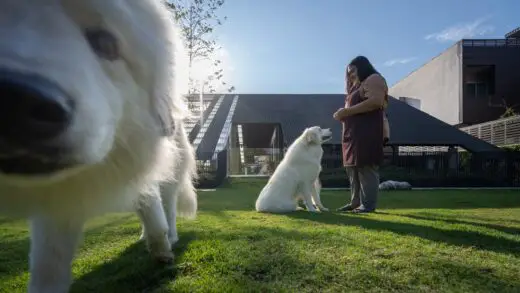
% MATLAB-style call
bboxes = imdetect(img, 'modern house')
[183,93,510,188]
[389,27,520,128]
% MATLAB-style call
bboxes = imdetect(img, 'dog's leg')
[159,180,179,245]
[136,185,173,263]
[300,183,319,213]
[139,181,179,245]
[311,179,329,212]
[160,127,197,243]
[28,215,84,293]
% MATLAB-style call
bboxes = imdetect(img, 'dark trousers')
[345,165,379,211]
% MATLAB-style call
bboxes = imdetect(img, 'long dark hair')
[348,55,379,83]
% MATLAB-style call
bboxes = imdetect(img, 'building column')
[229,124,241,175]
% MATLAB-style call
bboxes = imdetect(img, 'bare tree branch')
[165,0,234,94]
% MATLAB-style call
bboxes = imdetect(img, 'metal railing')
[195,150,228,188]
[462,38,520,48]
[192,96,225,150]
[320,150,520,188]
[184,94,218,134]
[216,147,520,188]
[228,147,282,176]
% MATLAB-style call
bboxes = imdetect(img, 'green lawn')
[1,180,520,293]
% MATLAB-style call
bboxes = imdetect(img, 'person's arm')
[337,74,387,118]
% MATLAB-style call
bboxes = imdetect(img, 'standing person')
[333,56,388,213]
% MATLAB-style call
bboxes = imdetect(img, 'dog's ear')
[153,94,175,136]
[148,11,191,137]
[305,130,320,144]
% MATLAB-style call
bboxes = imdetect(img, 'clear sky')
[211,0,519,94]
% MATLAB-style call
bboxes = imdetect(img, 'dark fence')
[195,150,228,188]
[320,150,520,188]
[195,148,520,188]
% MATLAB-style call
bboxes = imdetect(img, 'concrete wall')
[462,45,520,124]
[389,43,462,125]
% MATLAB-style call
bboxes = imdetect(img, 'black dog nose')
[0,70,73,143]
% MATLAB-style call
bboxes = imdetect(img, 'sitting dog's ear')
[305,130,320,144]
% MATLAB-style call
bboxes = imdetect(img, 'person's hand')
[333,108,350,120]
[333,108,343,120]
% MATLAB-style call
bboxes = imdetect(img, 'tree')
[166,0,235,94]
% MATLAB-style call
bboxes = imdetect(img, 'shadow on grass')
[425,259,519,291]
[70,231,197,293]
[286,212,520,257]
[0,238,30,277]
[414,211,520,225]
[198,187,520,213]
[146,226,518,292]
[0,217,24,225]
[379,212,520,236]
[149,227,351,292]
[334,190,520,210]
[0,215,138,281]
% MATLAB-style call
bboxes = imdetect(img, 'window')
[465,82,488,98]
[463,64,495,98]
[399,97,421,110]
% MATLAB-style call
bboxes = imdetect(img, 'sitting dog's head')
[0,1,188,184]
[303,126,332,145]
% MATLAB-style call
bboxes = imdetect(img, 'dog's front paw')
[168,234,179,247]
[153,250,175,264]
[319,207,330,212]
[145,233,174,263]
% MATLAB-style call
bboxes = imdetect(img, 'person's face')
[347,65,359,85]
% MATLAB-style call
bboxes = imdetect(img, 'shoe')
[352,208,375,214]
[336,204,358,212]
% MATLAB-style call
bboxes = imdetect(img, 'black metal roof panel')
[230,94,501,153]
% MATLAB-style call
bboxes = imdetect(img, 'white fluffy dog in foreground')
[0,1,197,292]
[255,126,332,213]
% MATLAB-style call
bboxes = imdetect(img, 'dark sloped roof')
[386,96,501,152]
[230,94,501,153]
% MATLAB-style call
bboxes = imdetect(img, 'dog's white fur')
[0,1,197,292]
[255,126,331,213]
[379,180,412,190]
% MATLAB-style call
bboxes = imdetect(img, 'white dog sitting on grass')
[255,126,332,213]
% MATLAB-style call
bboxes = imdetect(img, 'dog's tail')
[175,126,198,220]
[176,176,197,219]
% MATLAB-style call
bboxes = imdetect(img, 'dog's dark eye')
[84,28,120,61]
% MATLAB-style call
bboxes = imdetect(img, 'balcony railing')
[462,38,520,48]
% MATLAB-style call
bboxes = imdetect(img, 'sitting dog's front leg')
[28,215,85,293]
[300,184,319,213]
[311,179,329,212]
